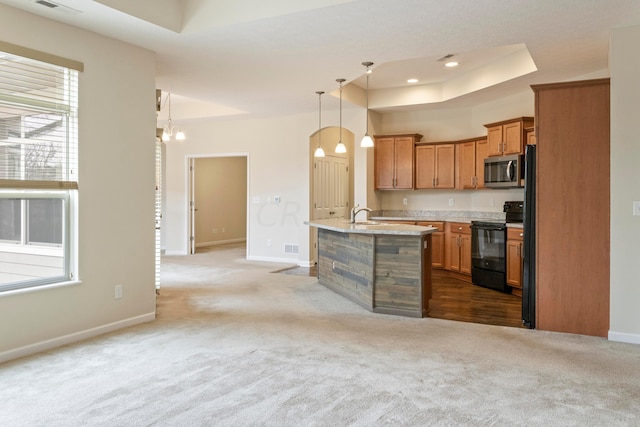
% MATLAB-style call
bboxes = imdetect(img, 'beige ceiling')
[3,0,640,121]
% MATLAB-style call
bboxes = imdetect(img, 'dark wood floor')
[274,265,523,328]
[429,270,523,328]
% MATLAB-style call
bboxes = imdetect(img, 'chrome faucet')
[350,204,372,223]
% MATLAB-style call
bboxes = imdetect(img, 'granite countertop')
[369,209,507,223]
[305,218,436,236]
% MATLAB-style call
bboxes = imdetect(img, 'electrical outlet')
[403,197,408,206]
[115,284,123,299]
[448,198,455,207]
[633,201,640,216]
[273,196,281,203]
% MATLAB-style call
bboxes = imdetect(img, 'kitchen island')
[306,219,437,318]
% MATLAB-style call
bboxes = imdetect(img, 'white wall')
[609,24,640,344]
[0,5,157,361]
[163,106,368,264]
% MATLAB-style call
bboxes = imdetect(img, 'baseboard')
[196,238,246,248]
[247,255,299,264]
[164,250,187,256]
[0,312,156,364]
[608,330,640,345]
[298,260,315,268]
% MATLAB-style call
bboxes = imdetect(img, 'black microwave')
[484,154,524,188]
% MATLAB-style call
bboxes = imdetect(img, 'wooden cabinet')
[525,127,536,145]
[533,78,610,338]
[417,221,444,268]
[374,134,422,190]
[485,117,534,157]
[457,138,488,189]
[445,222,471,275]
[506,227,524,296]
[415,143,455,189]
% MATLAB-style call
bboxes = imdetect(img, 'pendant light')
[314,91,326,158]
[360,62,374,148]
[161,92,186,142]
[335,78,347,154]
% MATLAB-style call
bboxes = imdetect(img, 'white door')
[314,155,349,220]
[312,155,349,262]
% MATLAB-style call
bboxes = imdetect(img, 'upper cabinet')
[456,137,488,189]
[415,143,456,189]
[374,134,422,190]
[484,117,534,157]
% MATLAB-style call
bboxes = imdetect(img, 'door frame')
[185,152,250,257]
[309,126,354,264]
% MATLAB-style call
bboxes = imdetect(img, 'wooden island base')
[307,220,435,318]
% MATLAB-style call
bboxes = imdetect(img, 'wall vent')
[284,244,299,255]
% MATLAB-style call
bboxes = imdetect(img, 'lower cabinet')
[506,228,524,296]
[445,222,471,275]
[416,221,444,268]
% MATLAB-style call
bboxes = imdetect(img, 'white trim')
[0,279,81,298]
[164,250,188,256]
[0,312,155,364]
[298,260,315,268]
[247,255,301,264]
[196,238,246,248]
[608,330,640,345]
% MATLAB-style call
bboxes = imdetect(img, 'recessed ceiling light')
[445,61,459,68]
[407,78,418,84]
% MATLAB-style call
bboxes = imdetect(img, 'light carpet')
[1,243,639,426]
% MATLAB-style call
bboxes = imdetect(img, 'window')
[0,42,81,292]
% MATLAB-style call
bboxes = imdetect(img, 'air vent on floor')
[284,244,299,255]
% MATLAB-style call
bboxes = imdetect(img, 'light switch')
[633,201,640,216]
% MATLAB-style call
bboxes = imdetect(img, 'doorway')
[187,154,248,255]
[309,127,354,264]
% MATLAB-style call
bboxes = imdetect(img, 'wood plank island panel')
[318,229,375,310]
[309,219,436,318]
[374,236,423,313]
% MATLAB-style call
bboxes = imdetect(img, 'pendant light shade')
[335,78,347,154]
[160,91,186,141]
[360,61,374,148]
[314,91,325,158]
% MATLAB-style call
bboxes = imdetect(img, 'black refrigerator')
[522,144,536,328]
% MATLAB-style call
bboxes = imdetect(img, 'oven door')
[470,222,508,292]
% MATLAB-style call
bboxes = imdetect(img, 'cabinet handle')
[458,226,463,231]
[519,233,523,237]
[520,243,525,259]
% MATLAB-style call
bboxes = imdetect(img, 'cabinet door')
[506,240,523,287]
[486,125,503,156]
[502,121,523,154]
[458,141,476,189]
[431,232,444,268]
[447,234,461,272]
[375,137,395,189]
[434,144,455,189]
[394,137,415,189]
[474,138,488,189]
[459,234,472,275]
[415,145,436,189]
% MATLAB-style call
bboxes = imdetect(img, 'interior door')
[313,155,349,220]
[312,154,349,262]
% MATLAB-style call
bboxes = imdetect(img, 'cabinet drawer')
[416,221,444,231]
[507,228,524,241]
[447,222,471,234]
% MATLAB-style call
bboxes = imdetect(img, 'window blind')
[0,49,78,190]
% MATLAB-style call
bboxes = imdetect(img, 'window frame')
[0,43,81,293]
